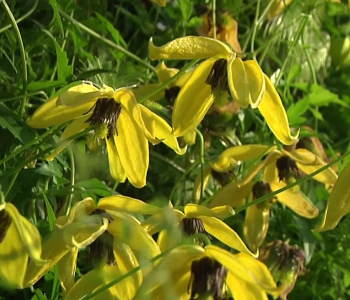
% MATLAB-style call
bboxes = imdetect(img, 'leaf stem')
[195,129,205,204]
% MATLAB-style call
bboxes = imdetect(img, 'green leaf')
[73,178,112,197]
[42,193,56,232]
[48,0,64,37]
[95,12,127,47]
[307,84,348,107]
[36,161,63,177]
[287,97,309,125]
[180,0,193,22]
[28,80,66,92]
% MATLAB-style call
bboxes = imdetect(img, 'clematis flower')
[315,161,350,232]
[149,36,297,145]
[150,0,166,7]
[23,196,160,297]
[27,84,186,188]
[134,244,280,300]
[208,144,337,252]
[267,0,292,19]
[0,199,45,289]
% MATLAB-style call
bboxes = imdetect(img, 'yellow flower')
[149,36,297,145]
[267,0,293,19]
[0,200,44,289]
[23,196,160,297]
[27,84,186,188]
[315,162,350,232]
[150,0,166,7]
[134,244,280,300]
[207,144,337,252]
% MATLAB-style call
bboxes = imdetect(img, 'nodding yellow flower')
[0,199,45,289]
[23,196,160,297]
[207,144,337,252]
[267,0,293,19]
[134,244,280,300]
[150,0,166,6]
[27,84,186,188]
[148,36,297,145]
[316,162,350,232]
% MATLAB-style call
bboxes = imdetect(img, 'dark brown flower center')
[252,181,276,210]
[211,169,235,186]
[180,217,210,247]
[0,208,11,243]
[205,59,229,92]
[189,256,228,300]
[85,98,122,139]
[88,209,115,266]
[165,86,181,106]
[276,156,299,183]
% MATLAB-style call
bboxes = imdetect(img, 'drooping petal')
[98,195,163,215]
[149,36,233,60]
[155,62,179,83]
[157,227,181,252]
[227,272,269,300]
[258,74,298,145]
[193,165,213,204]
[315,162,350,232]
[107,214,160,260]
[212,144,275,172]
[139,105,187,154]
[57,248,78,293]
[46,115,90,161]
[270,182,319,218]
[184,203,234,219]
[228,58,265,108]
[283,148,338,185]
[106,138,127,183]
[200,216,256,256]
[141,209,184,235]
[243,204,270,253]
[208,181,253,208]
[115,110,149,188]
[172,59,215,136]
[205,246,278,292]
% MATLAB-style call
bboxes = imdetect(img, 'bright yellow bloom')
[23,196,160,297]
[207,144,337,251]
[149,36,297,145]
[27,84,186,188]
[315,162,350,232]
[0,200,45,289]
[134,244,280,300]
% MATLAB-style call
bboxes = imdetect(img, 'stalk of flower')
[207,144,337,252]
[27,84,186,188]
[148,36,298,145]
[268,0,293,19]
[0,194,45,289]
[134,244,280,300]
[258,241,306,300]
[23,196,160,298]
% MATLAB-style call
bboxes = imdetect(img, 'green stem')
[65,146,75,216]
[0,91,47,103]
[59,9,156,72]
[4,170,20,197]
[212,0,217,40]
[2,0,28,117]
[234,149,350,214]
[0,0,38,33]
[250,0,261,59]
[195,129,205,204]
[0,192,5,205]
[150,151,185,173]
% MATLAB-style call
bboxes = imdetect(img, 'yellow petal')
[150,0,166,7]
[115,111,149,188]
[182,129,197,145]
[227,272,269,300]
[139,105,187,154]
[172,59,215,136]
[208,181,253,208]
[132,83,165,102]
[184,203,234,219]
[6,203,44,264]
[228,58,265,108]
[57,248,78,293]
[157,227,181,252]
[27,84,99,128]
[270,182,319,218]
[149,36,233,60]
[98,195,163,214]
[106,138,127,183]
[107,215,160,260]
[258,75,298,145]
[243,204,270,253]
[193,165,212,204]
[212,144,275,172]
[283,148,338,185]
[315,162,350,232]
[205,246,278,291]
[46,115,90,161]
[155,62,179,83]
[141,209,183,235]
[174,70,193,88]
[200,216,256,256]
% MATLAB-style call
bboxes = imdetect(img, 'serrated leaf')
[287,97,309,124]
[95,12,127,47]
[36,161,63,177]
[307,84,348,107]
[48,0,64,37]
[73,178,112,197]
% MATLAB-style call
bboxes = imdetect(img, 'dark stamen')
[165,86,181,105]
[85,98,122,139]
[180,217,211,247]
[211,169,235,186]
[0,208,12,243]
[252,181,276,210]
[205,59,229,92]
[276,156,299,182]
[189,257,228,300]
